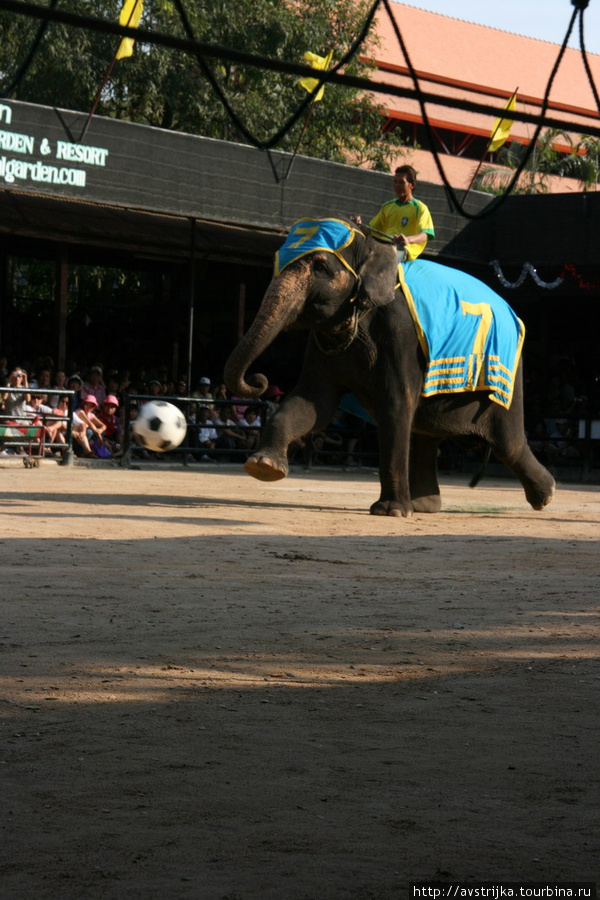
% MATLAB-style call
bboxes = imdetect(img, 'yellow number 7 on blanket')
[461,301,493,357]
[288,224,319,249]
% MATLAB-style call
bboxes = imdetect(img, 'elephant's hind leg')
[500,443,555,510]
[409,434,442,513]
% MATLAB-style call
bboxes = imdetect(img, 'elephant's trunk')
[224,265,309,399]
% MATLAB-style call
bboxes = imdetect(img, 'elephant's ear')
[354,240,398,310]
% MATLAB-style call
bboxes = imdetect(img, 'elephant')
[224,217,555,517]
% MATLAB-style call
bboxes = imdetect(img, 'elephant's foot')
[411,493,442,513]
[370,500,413,518]
[525,474,555,510]
[244,454,288,482]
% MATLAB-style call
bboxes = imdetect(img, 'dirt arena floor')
[1,460,598,900]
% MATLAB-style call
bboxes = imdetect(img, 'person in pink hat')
[264,385,285,419]
[77,395,107,457]
[100,394,122,456]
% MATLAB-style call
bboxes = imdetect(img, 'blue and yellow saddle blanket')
[399,260,525,408]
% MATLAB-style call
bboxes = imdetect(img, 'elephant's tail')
[469,445,492,489]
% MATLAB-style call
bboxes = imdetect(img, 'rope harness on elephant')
[312,303,373,355]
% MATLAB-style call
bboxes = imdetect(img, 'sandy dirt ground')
[1,460,599,900]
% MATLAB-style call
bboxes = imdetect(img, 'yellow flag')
[488,91,517,153]
[116,0,144,61]
[299,49,334,102]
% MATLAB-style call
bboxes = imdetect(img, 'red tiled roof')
[367,3,600,146]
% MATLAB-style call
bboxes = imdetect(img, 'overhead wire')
[381,0,598,219]
[168,0,382,151]
[576,0,600,111]
[1,1,599,136]
[1,0,599,220]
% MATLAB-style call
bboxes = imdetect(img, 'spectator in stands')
[119,370,133,396]
[25,393,65,451]
[82,366,107,407]
[66,398,97,457]
[66,374,84,408]
[311,409,357,465]
[100,395,122,455]
[105,372,122,404]
[193,376,214,403]
[147,379,162,398]
[2,368,30,421]
[211,383,229,419]
[264,385,284,419]
[190,375,214,420]
[35,368,53,393]
[52,369,67,395]
[546,419,580,462]
[49,393,97,458]
[213,404,246,458]
[194,405,219,460]
[238,406,262,453]
[311,426,344,464]
[171,377,190,421]
[78,395,107,456]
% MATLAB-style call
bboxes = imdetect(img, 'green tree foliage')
[0,0,407,170]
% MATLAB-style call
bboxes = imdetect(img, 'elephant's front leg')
[245,387,337,483]
[370,402,415,518]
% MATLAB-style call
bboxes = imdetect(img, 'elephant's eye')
[312,257,331,275]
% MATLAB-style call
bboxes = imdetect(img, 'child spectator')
[100,395,122,456]
[78,395,108,457]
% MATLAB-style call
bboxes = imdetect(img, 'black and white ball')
[132,400,187,452]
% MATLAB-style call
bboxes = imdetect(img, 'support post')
[186,218,196,392]
[55,247,68,372]
[236,282,246,342]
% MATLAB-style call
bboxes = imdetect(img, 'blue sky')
[394,1,600,55]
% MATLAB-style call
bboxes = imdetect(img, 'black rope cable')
[169,0,382,150]
[576,2,600,113]
[381,0,587,220]
[2,0,599,140]
[2,0,600,204]
[0,0,59,98]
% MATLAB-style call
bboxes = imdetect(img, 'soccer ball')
[132,400,187,452]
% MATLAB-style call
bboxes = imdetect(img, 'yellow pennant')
[488,91,517,153]
[299,49,334,102]
[116,0,144,61]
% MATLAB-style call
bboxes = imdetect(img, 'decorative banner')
[116,0,144,60]
[487,90,517,153]
[299,49,334,102]
[491,260,600,291]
